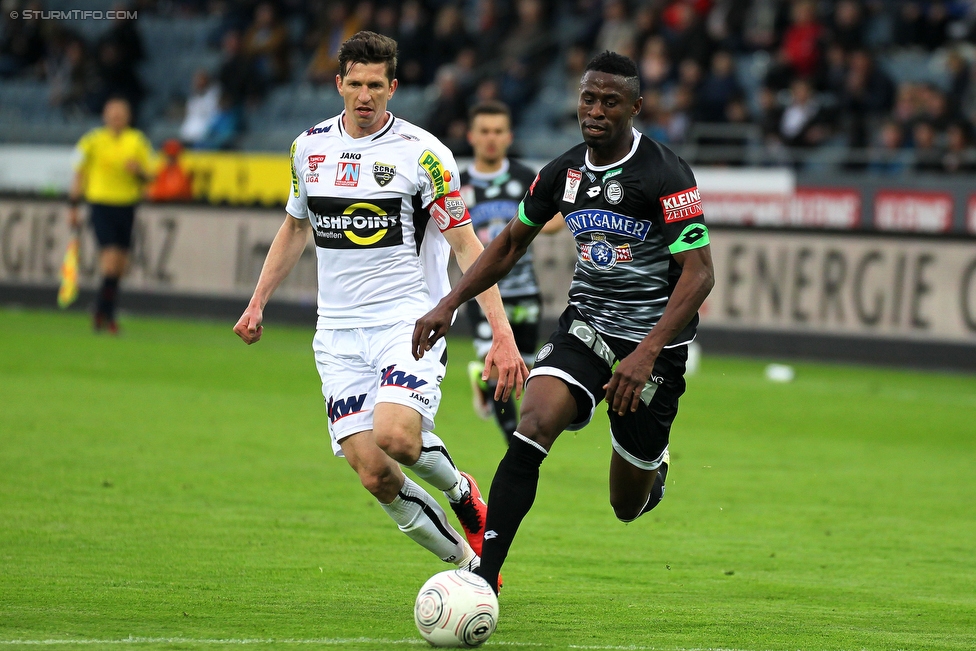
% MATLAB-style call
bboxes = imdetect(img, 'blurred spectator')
[637,89,671,142]
[147,139,194,202]
[919,83,954,130]
[0,0,46,78]
[918,1,949,51]
[100,4,144,66]
[839,49,895,147]
[665,84,694,143]
[594,0,638,59]
[90,41,144,120]
[243,3,291,86]
[496,0,555,120]
[373,4,399,38]
[662,1,711,68]
[634,3,663,46]
[829,0,866,51]
[395,0,429,86]
[743,0,784,52]
[697,50,742,122]
[867,119,911,174]
[758,85,784,143]
[218,31,262,107]
[945,49,970,114]
[705,0,750,53]
[196,92,242,150]
[942,121,976,173]
[639,36,672,93]
[767,0,823,89]
[47,36,97,115]
[893,2,922,48]
[179,69,220,146]
[425,65,469,149]
[306,2,360,85]
[471,0,511,63]
[911,120,942,172]
[428,5,470,73]
[779,78,829,148]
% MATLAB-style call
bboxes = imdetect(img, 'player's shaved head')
[584,51,640,102]
[338,31,398,82]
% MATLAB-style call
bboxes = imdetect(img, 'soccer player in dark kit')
[412,51,715,593]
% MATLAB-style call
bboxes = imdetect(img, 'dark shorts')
[89,203,136,249]
[466,295,541,364]
[529,306,688,470]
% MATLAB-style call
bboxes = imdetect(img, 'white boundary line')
[0,639,773,651]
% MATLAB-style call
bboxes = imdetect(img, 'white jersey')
[286,112,468,329]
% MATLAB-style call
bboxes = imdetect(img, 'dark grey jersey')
[518,129,709,344]
[460,159,540,298]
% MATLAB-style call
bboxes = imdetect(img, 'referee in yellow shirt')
[68,98,154,334]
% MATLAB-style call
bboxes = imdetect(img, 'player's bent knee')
[610,498,645,522]
[516,408,564,450]
[374,427,421,464]
[358,463,400,501]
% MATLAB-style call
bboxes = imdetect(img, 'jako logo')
[380,365,428,390]
[340,152,362,160]
[327,393,367,423]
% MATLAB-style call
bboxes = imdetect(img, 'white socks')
[407,431,469,502]
[381,477,467,563]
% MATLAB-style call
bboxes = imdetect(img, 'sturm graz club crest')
[373,162,396,187]
[580,234,633,270]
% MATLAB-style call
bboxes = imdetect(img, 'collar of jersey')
[466,158,510,182]
[583,127,641,172]
[336,111,397,142]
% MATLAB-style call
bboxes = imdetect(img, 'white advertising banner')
[0,199,317,303]
[702,229,976,344]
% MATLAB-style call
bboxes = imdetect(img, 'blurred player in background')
[69,97,154,334]
[460,101,563,443]
[414,52,715,593]
[234,32,527,574]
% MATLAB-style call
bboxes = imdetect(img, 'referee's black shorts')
[529,306,688,470]
[89,203,137,249]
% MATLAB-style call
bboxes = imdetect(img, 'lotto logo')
[660,187,703,222]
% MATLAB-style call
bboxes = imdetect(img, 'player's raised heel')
[640,448,670,516]
[450,471,488,555]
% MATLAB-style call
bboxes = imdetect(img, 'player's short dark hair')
[337,31,397,81]
[584,50,640,101]
[468,100,512,127]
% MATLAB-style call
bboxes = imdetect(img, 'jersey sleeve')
[517,159,560,228]
[285,137,309,220]
[658,158,709,255]
[71,131,95,173]
[135,132,157,176]
[416,139,460,207]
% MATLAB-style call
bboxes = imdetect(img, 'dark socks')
[476,434,547,592]
[638,464,668,517]
[96,276,120,322]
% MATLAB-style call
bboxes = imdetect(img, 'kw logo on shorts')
[307,197,403,249]
[380,365,428,390]
[327,393,367,423]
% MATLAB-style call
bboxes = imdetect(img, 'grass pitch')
[1,308,974,651]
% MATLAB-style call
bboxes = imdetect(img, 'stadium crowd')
[2,0,976,172]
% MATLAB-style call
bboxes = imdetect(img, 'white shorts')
[313,321,447,456]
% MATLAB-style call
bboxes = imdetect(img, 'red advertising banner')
[700,188,860,228]
[874,190,954,233]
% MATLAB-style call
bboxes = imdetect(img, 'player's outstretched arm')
[605,245,715,416]
[413,217,539,358]
[438,223,531,400]
[234,215,311,345]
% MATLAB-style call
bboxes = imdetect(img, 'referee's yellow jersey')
[73,127,154,206]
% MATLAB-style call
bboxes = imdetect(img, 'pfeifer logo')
[661,187,703,223]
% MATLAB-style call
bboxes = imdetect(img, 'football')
[414,569,499,648]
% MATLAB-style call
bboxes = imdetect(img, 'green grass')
[1,308,975,651]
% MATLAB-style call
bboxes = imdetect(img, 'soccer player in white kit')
[234,31,528,573]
